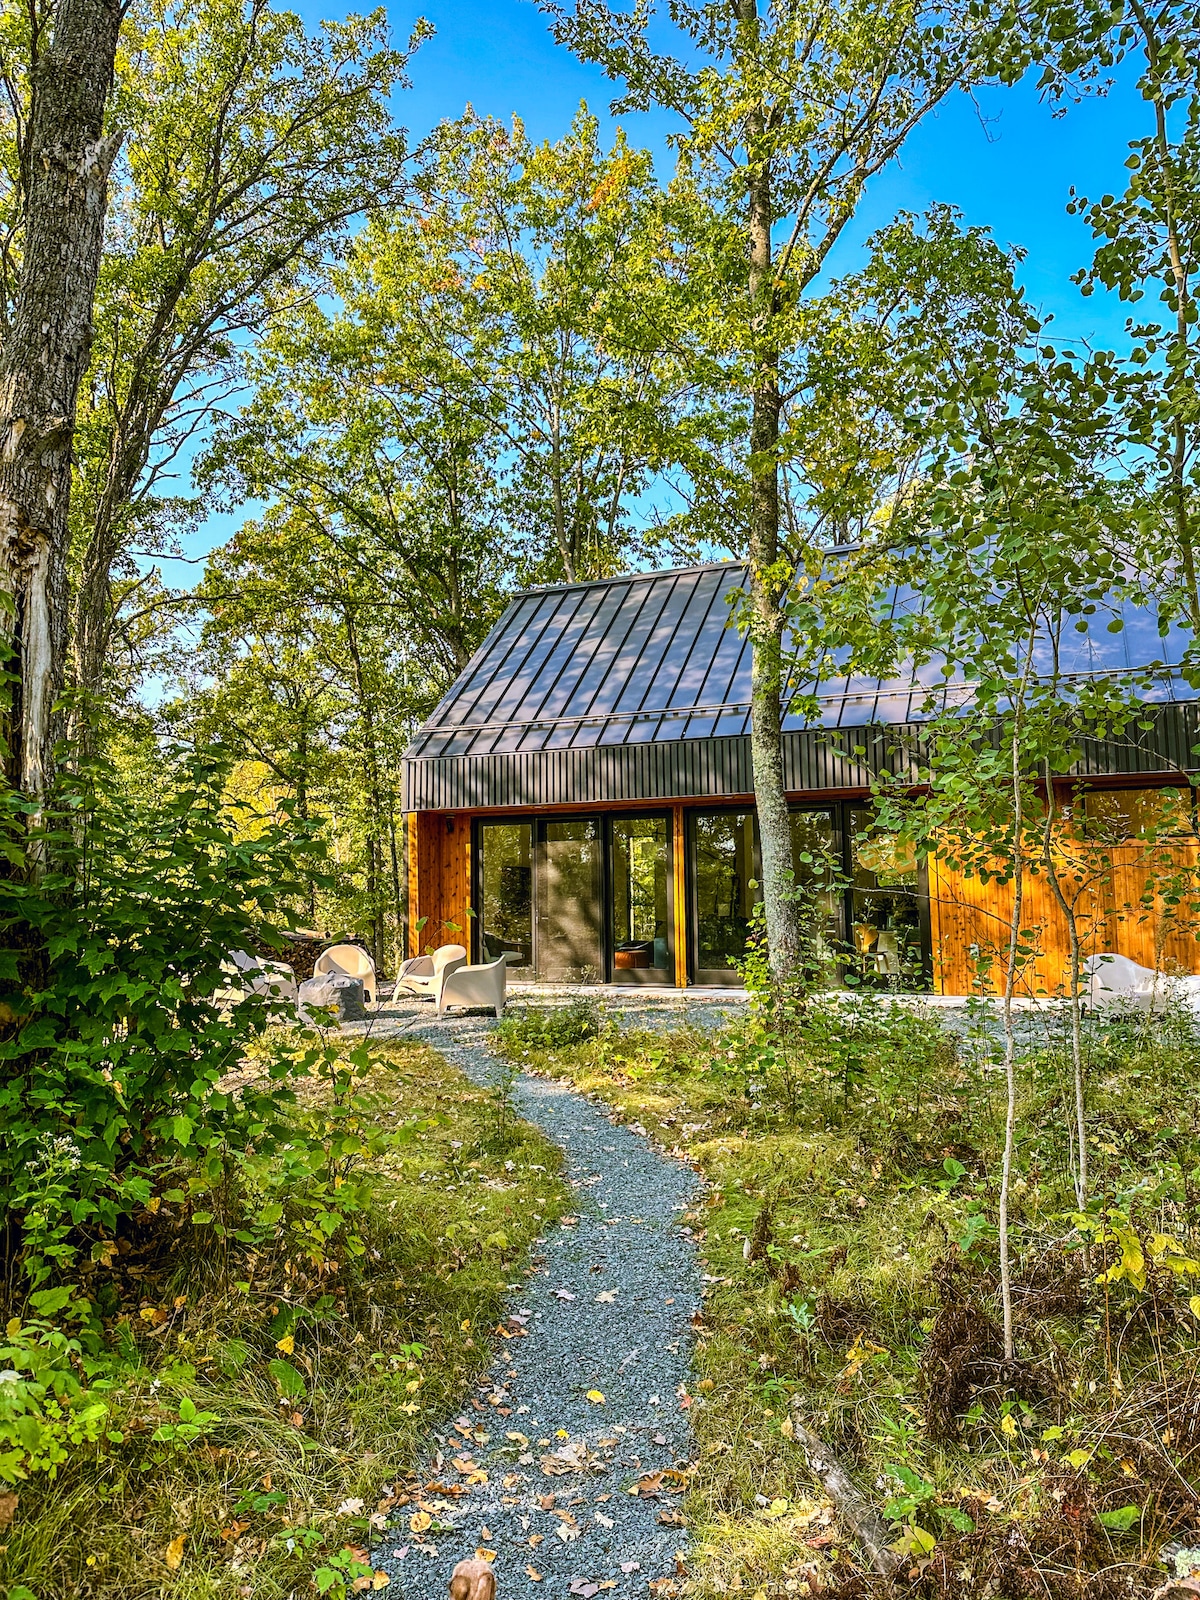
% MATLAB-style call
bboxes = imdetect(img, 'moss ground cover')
[493,998,1200,1600]
[1,1037,568,1600]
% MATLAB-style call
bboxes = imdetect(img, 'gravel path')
[378,1016,704,1600]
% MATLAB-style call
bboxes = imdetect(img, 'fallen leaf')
[658,1510,687,1528]
[275,1333,295,1354]
[165,1535,185,1571]
[507,1431,531,1448]
[555,1522,582,1543]
[540,1494,557,1509]
[337,1499,365,1516]
[620,1562,641,1574]
[595,1291,618,1303]
[409,1512,432,1533]
[503,1474,521,1489]
[553,1289,576,1301]
[475,1549,497,1563]
[0,1493,16,1530]
[635,1473,665,1498]
[452,1457,477,1474]
[595,1512,614,1528]
[480,1526,492,1541]
[528,1534,545,1548]
[372,1575,391,1592]
[586,1390,605,1405]
[569,1581,599,1597]
[526,1568,543,1582]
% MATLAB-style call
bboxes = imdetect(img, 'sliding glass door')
[478,821,534,977]
[535,819,603,982]
[690,810,757,986]
[611,815,673,984]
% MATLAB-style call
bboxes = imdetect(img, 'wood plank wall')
[930,841,1200,995]
[410,812,472,956]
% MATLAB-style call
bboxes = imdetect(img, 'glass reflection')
[479,823,533,976]
[612,816,671,980]
[694,811,756,983]
[537,819,603,982]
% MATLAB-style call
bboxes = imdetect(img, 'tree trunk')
[0,0,123,799]
[740,0,802,980]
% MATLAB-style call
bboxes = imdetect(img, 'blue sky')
[164,0,1150,588]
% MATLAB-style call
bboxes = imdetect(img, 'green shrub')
[0,1317,110,1483]
[0,749,327,1290]
[495,996,602,1052]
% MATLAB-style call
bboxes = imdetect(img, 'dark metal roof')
[402,561,1200,809]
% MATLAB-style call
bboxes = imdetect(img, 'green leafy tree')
[542,0,1041,979]
[67,0,426,731]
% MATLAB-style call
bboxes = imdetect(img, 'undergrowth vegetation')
[0,1034,568,1600]
[494,997,1200,1599]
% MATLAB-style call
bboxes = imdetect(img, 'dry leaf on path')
[594,1291,618,1303]
[585,1390,605,1404]
[555,1522,582,1543]
[165,1535,185,1571]
[409,1512,432,1533]
[528,1534,545,1548]
[526,1568,543,1582]
[595,1512,614,1529]
[620,1562,641,1574]
[552,1289,576,1301]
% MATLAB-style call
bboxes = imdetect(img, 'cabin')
[401,561,1200,994]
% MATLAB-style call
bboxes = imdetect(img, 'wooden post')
[673,804,688,988]
[407,813,420,957]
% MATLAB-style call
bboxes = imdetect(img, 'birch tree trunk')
[0,0,123,799]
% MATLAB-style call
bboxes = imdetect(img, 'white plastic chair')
[217,950,297,1006]
[436,954,507,1019]
[314,944,377,1005]
[396,944,466,998]
[1083,952,1200,1014]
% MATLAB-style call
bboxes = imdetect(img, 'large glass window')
[788,808,844,975]
[612,816,672,983]
[848,807,924,989]
[693,811,757,985]
[537,819,603,982]
[478,822,533,976]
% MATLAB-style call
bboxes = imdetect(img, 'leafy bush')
[0,1317,110,1483]
[494,997,603,1053]
[0,749,323,1289]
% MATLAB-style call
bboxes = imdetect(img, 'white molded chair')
[218,949,297,1006]
[314,944,377,1005]
[436,954,507,1019]
[1084,952,1200,1014]
[396,943,466,998]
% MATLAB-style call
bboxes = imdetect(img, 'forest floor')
[480,992,1200,1600]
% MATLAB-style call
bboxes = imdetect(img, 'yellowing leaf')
[586,1390,606,1405]
[275,1333,295,1355]
[1189,1295,1200,1320]
[165,1535,186,1571]
[1000,1413,1018,1438]
[372,1574,391,1591]
[409,1512,432,1533]
[475,1549,497,1562]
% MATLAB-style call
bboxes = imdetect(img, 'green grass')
[1,1038,569,1600]
[494,999,1200,1598]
